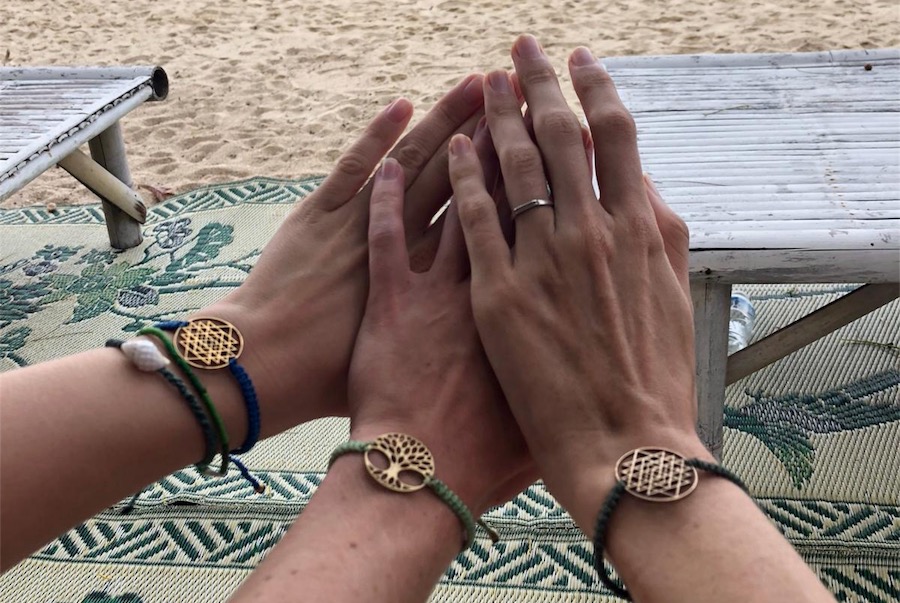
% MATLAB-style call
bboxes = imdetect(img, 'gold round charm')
[615,447,699,502]
[364,433,435,493]
[174,317,244,370]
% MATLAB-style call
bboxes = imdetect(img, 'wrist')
[325,450,465,554]
[543,427,714,534]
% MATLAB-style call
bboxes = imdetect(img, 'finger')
[368,158,410,297]
[484,69,554,239]
[511,35,595,213]
[392,74,485,187]
[448,134,511,280]
[472,117,515,247]
[644,174,691,296]
[314,98,414,211]
[569,47,647,214]
[401,108,483,237]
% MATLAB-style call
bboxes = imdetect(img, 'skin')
[0,34,836,603]
[0,76,495,570]
[229,158,534,602]
[446,34,835,603]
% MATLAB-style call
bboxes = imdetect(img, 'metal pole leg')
[691,281,732,461]
[88,122,143,249]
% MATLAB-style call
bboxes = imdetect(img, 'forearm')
[563,443,834,603]
[0,342,317,571]
[230,454,462,603]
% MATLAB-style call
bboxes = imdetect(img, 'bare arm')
[0,76,490,572]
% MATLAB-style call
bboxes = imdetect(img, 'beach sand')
[2,0,898,208]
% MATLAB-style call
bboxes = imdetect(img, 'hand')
[347,157,534,517]
[199,76,488,438]
[448,36,710,532]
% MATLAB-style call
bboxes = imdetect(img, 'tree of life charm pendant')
[364,433,436,493]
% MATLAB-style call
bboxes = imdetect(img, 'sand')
[2,0,898,208]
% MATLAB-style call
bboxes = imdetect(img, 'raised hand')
[201,76,491,437]
[448,37,706,532]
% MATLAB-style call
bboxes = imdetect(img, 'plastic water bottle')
[728,292,756,355]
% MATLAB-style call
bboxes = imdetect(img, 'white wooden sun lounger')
[0,66,169,249]
[603,49,900,459]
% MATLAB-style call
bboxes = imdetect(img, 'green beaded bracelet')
[329,433,498,551]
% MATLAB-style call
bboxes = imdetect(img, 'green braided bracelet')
[138,327,230,475]
[329,434,496,550]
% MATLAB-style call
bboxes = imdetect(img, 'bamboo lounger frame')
[0,66,169,249]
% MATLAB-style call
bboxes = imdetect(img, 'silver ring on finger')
[511,198,554,220]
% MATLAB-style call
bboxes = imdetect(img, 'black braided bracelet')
[106,339,218,473]
[592,448,748,601]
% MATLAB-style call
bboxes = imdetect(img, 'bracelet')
[592,447,748,600]
[328,433,496,551]
[138,326,231,475]
[157,318,260,455]
[106,338,218,473]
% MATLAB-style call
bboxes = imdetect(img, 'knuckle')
[522,64,560,88]
[596,108,637,141]
[368,221,398,250]
[501,146,544,177]
[626,212,663,246]
[332,150,371,181]
[392,140,431,171]
[575,67,614,91]
[536,110,582,140]
[458,194,497,230]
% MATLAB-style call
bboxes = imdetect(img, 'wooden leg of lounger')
[89,122,143,249]
[691,281,732,461]
[726,283,900,384]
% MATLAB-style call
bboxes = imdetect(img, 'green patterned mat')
[0,177,898,603]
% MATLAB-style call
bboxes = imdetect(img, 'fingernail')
[488,71,511,94]
[474,115,488,136]
[644,173,660,193]
[450,134,472,156]
[380,158,401,180]
[515,35,543,59]
[571,47,594,67]
[598,61,608,72]
[463,75,484,106]
[385,98,411,123]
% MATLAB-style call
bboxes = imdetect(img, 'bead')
[121,337,171,371]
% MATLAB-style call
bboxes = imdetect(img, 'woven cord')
[592,459,747,601]
[592,481,630,599]
[426,477,477,549]
[329,440,481,551]
[106,339,218,473]
[156,321,260,455]
[138,327,230,475]
[227,359,260,454]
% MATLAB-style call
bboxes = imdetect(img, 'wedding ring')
[511,198,554,220]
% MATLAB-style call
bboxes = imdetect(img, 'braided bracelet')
[329,433,498,551]
[592,447,748,600]
[106,338,218,473]
[156,318,260,455]
[138,326,231,475]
